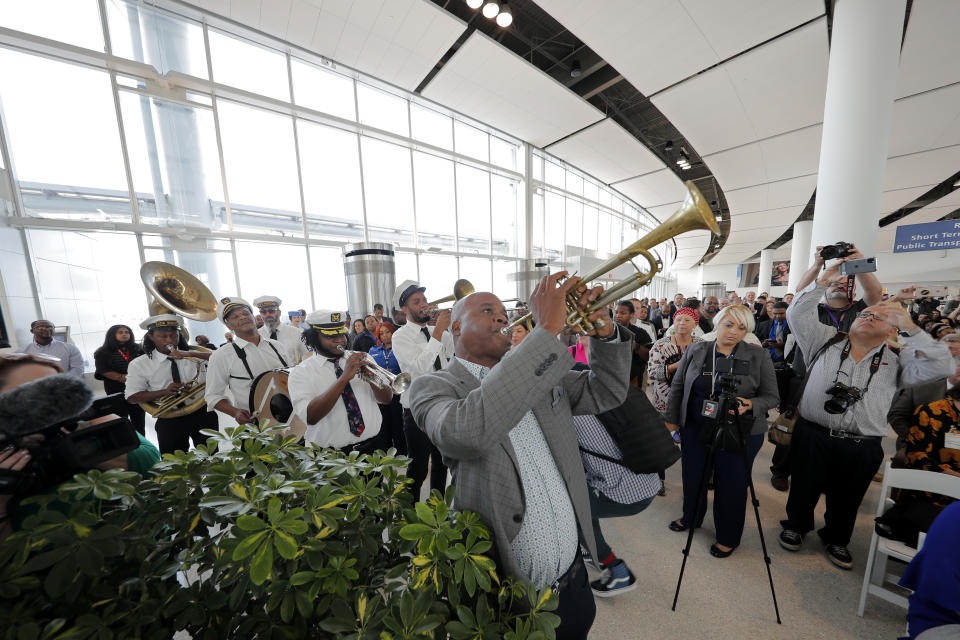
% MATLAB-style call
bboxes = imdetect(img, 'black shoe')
[668,519,688,532]
[710,543,735,558]
[771,476,789,492]
[779,528,803,551]
[658,486,667,497]
[590,560,637,597]
[825,544,853,570]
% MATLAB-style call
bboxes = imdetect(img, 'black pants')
[553,556,596,640]
[156,409,218,455]
[770,443,790,478]
[782,419,884,546]
[379,395,407,456]
[119,402,146,436]
[402,408,447,501]
[340,425,393,456]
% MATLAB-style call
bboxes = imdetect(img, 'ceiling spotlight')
[496,0,513,26]
[570,60,582,78]
[466,0,483,8]
[482,1,500,18]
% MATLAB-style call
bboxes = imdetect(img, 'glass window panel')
[291,59,356,121]
[0,50,129,221]
[454,122,488,162]
[598,187,611,208]
[598,213,611,256]
[235,241,310,313]
[357,84,409,137]
[490,136,517,172]
[1,0,103,51]
[565,199,582,258]
[583,180,599,204]
[491,175,518,258]
[393,252,419,299]
[458,256,492,293]
[309,245,347,312]
[566,171,583,196]
[544,160,564,189]
[418,254,458,304]
[28,229,143,372]
[411,104,452,150]
[119,92,224,229]
[106,0,207,78]
[610,217,623,252]
[492,259,518,302]
[455,164,490,254]
[532,192,544,258]
[361,138,414,246]
[297,120,364,242]
[412,152,456,251]
[533,153,543,181]
[582,205,599,253]
[544,191,564,258]
[217,101,302,234]
[208,30,289,102]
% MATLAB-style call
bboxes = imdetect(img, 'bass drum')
[249,369,307,441]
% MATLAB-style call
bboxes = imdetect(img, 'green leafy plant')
[0,423,559,639]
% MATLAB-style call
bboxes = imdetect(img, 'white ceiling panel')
[536,0,822,96]
[546,119,667,184]
[888,83,960,158]
[724,174,817,215]
[879,185,932,215]
[613,169,689,209]
[703,125,822,192]
[422,32,603,147]
[725,226,786,245]
[711,242,766,264]
[646,201,683,223]
[650,18,828,156]
[883,144,960,192]
[895,0,960,99]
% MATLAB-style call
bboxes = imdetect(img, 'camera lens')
[820,245,839,260]
[823,398,847,415]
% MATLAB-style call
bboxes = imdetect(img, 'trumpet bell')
[140,261,218,322]
[428,279,475,306]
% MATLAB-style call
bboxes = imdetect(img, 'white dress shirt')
[205,334,292,412]
[288,355,383,448]
[125,351,202,398]
[392,321,455,408]
[23,340,84,376]
[259,323,311,364]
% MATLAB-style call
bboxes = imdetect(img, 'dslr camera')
[820,241,854,260]
[823,382,863,415]
[0,389,140,497]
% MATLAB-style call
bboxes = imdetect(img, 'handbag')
[582,386,681,474]
[766,333,847,446]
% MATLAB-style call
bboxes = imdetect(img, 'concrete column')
[758,249,774,294]
[810,0,906,257]
[787,220,813,292]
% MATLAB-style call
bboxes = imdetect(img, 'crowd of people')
[2,243,960,639]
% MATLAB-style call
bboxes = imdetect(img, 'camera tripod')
[671,392,782,624]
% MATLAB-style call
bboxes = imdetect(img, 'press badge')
[701,400,719,419]
[945,428,960,451]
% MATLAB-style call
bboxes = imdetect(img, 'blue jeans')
[589,489,656,563]
[679,422,763,548]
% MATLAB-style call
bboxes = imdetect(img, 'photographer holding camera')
[664,305,779,558]
[778,249,955,570]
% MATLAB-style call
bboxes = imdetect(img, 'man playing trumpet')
[288,310,393,452]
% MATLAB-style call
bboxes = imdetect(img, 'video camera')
[715,357,750,396]
[820,242,854,260]
[0,375,140,496]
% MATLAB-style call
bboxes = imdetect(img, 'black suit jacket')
[754,319,791,360]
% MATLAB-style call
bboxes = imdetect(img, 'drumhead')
[249,368,307,440]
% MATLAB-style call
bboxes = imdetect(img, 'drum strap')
[233,341,288,379]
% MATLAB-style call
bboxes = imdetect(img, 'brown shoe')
[771,476,789,492]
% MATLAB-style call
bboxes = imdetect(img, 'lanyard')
[821,305,851,330]
[831,339,885,394]
[118,348,131,363]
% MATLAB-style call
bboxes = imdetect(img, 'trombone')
[504,180,720,336]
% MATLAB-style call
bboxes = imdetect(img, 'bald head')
[451,292,511,367]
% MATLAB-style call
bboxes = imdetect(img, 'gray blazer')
[664,340,779,435]
[408,326,632,583]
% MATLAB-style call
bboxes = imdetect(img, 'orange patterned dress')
[905,398,960,507]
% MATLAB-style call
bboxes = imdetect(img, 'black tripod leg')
[671,433,717,612]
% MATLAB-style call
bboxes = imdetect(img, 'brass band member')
[254,295,311,364]
[205,297,292,425]
[125,314,217,454]
[288,310,393,451]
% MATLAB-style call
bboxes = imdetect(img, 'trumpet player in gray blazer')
[408,271,632,640]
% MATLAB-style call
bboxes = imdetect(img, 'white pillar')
[809,0,906,257]
[787,220,813,292]
[758,249,774,294]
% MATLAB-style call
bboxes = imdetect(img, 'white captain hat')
[306,310,349,336]
[217,296,253,323]
[253,295,282,309]
[140,314,182,331]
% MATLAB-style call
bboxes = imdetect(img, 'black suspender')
[231,340,288,380]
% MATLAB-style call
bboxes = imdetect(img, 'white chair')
[857,461,960,617]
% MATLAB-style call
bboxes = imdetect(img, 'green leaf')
[273,531,299,559]
[280,591,294,623]
[232,530,268,561]
[414,501,436,526]
[267,497,282,523]
[249,537,274,585]
[398,523,433,540]
[290,571,315,586]
[278,518,308,535]
[235,515,268,531]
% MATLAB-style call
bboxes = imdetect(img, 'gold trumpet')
[138,262,217,418]
[504,180,720,336]
[337,347,412,393]
[427,279,475,307]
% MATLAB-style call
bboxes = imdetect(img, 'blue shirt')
[369,345,401,375]
[900,503,960,638]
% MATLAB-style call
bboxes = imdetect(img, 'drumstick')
[253,378,278,420]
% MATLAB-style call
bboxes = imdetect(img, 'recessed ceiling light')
[482,1,500,18]
[466,0,483,8]
[496,1,513,26]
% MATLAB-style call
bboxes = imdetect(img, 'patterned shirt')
[457,357,578,588]
[647,335,704,413]
[904,399,960,507]
[574,414,661,503]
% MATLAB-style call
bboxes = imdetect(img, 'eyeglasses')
[855,311,886,322]
[32,325,54,331]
